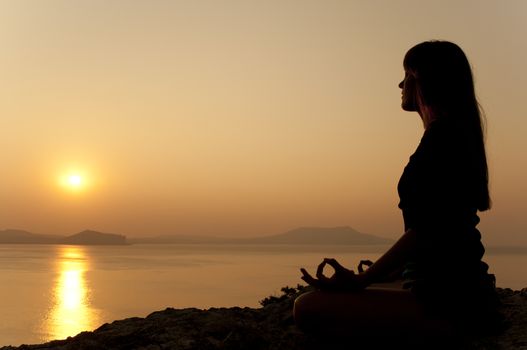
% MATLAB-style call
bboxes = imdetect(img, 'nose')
[398,80,404,89]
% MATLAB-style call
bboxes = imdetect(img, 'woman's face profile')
[399,71,418,112]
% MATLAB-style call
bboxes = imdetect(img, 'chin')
[401,103,416,112]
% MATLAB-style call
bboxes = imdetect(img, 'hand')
[300,258,369,292]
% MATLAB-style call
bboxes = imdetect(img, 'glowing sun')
[59,172,88,192]
[67,175,83,187]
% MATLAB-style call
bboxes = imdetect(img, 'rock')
[475,288,527,350]
[2,286,526,350]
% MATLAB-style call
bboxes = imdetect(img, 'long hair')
[403,40,490,211]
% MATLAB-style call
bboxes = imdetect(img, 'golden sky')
[1,0,526,245]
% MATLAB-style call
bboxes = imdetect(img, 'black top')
[398,118,481,232]
[397,119,498,318]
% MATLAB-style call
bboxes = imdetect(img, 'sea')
[0,243,526,346]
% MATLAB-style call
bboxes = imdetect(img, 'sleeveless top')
[397,118,499,324]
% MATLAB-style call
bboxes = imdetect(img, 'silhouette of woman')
[294,41,500,342]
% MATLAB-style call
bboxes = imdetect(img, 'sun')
[59,171,88,193]
[67,175,83,188]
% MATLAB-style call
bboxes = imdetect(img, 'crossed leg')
[293,281,456,346]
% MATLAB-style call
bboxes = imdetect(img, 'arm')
[361,228,417,285]
[300,228,417,291]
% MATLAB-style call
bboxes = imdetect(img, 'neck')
[418,105,436,129]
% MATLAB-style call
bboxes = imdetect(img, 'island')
[0,229,127,245]
[1,226,391,247]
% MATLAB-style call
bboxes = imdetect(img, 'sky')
[0,0,526,245]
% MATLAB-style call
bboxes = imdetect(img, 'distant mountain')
[130,234,228,244]
[243,226,393,245]
[61,230,127,245]
[0,229,127,245]
[0,229,62,244]
[1,226,391,246]
[130,226,393,245]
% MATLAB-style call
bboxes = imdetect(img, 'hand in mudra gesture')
[300,258,369,292]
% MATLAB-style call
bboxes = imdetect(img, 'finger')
[300,275,318,287]
[358,259,373,273]
[361,259,374,266]
[357,260,371,273]
[300,269,321,288]
[316,261,331,281]
[301,268,316,281]
[324,258,348,273]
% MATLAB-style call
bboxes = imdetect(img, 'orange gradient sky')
[0,1,526,245]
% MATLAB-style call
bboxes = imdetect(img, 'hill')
[0,229,62,244]
[61,230,127,245]
[130,226,393,245]
[1,227,390,246]
[0,229,127,245]
[244,226,392,245]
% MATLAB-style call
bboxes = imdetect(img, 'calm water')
[0,244,526,346]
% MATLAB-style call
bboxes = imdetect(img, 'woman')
[294,41,500,341]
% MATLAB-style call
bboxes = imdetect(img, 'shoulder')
[408,119,470,173]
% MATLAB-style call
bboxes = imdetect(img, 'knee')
[293,291,318,331]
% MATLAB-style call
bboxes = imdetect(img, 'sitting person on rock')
[294,40,500,342]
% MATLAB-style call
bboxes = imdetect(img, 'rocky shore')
[2,286,526,350]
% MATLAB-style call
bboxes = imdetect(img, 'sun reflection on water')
[43,246,100,341]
